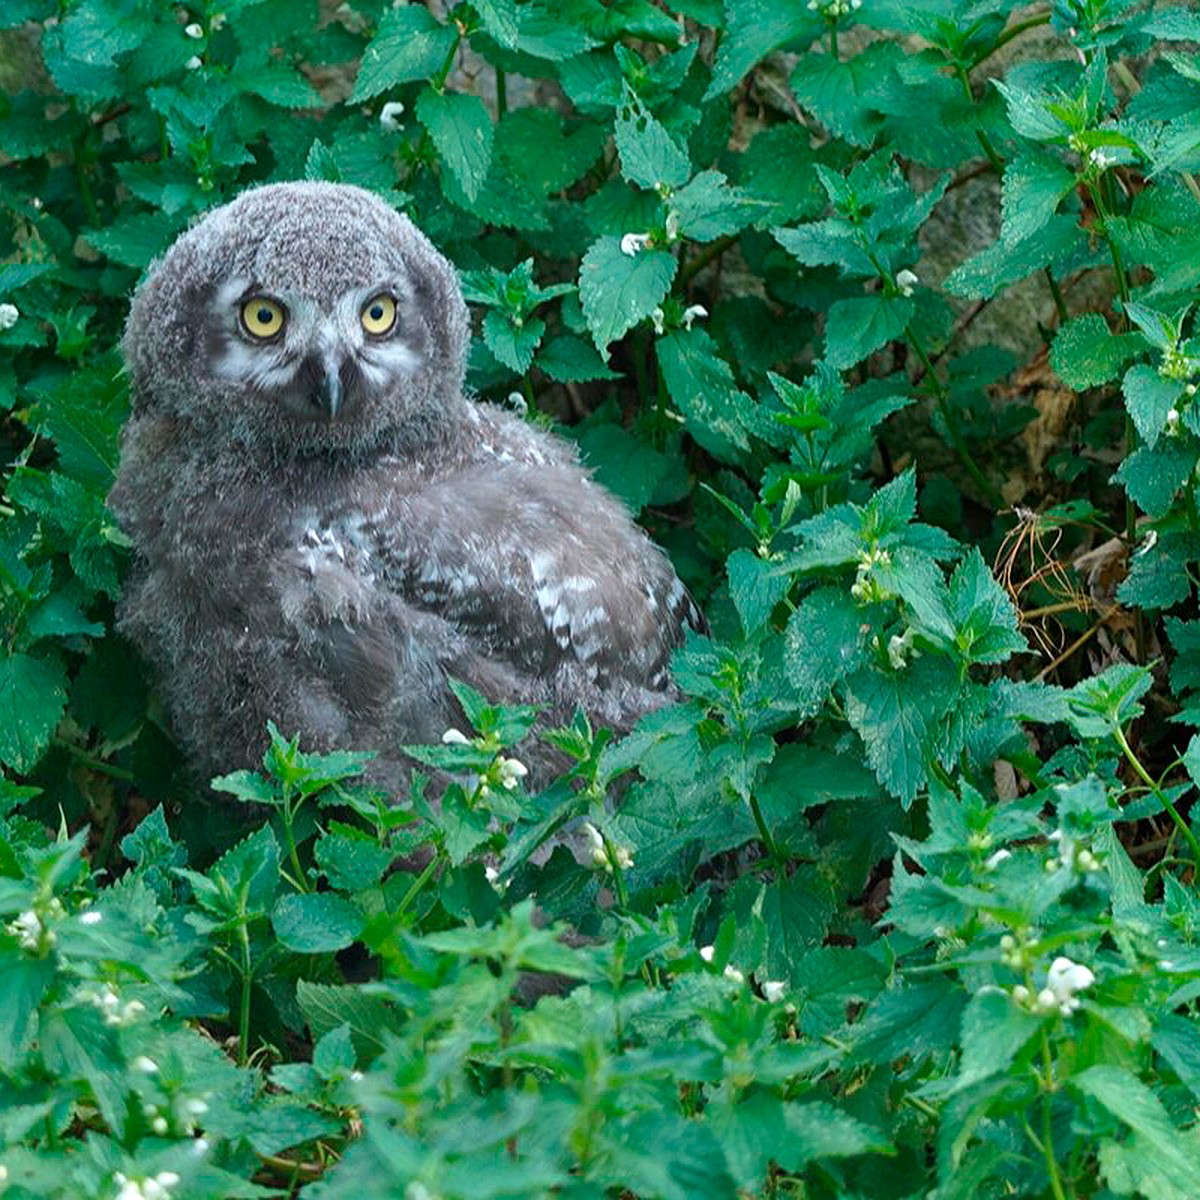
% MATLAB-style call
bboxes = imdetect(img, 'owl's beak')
[314,366,342,421]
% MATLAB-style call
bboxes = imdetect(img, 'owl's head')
[123,182,470,455]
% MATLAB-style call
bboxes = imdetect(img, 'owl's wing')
[356,462,704,693]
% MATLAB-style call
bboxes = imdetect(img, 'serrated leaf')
[705,0,817,97]
[952,989,1042,1091]
[784,587,866,718]
[845,657,960,806]
[350,7,458,101]
[614,92,690,191]
[727,549,791,635]
[657,326,754,460]
[579,236,676,355]
[536,335,621,382]
[824,294,913,370]
[1050,314,1143,388]
[483,309,544,373]
[1074,1065,1200,1190]
[273,893,365,953]
[790,44,899,147]
[1001,151,1076,246]
[0,653,67,772]
[1115,441,1198,518]
[417,88,494,202]
[1123,363,1184,448]
[946,549,1026,664]
[473,0,519,47]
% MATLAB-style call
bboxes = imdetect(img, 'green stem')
[907,327,1005,509]
[281,799,309,894]
[748,791,783,864]
[1114,724,1200,871]
[396,852,441,914]
[1039,1032,1069,1200]
[496,68,507,117]
[953,63,1004,173]
[971,10,1052,68]
[829,22,838,61]
[237,914,253,1066]
[1044,268,1069,324]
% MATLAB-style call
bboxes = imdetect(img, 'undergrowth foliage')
[3,0,1200,1196]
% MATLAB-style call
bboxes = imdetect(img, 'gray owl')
[110,181,702,790]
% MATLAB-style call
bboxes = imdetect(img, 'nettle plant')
[4,0,1200,1196]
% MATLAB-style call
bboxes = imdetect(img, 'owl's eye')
[240,297,286,340]
[361,293,397,337]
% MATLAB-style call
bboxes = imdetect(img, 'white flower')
[650,307,666,335]
[1166,408,1181,436]
[581,820,632,870]
[379,100,406,133]
[761,979,787,1003]
[887,631,911,670]
[184,55,202,70]
[0,1164,8,1182]
[80,910,103,925]
[6,909,44,951]
[1087,148,1115,170]
[664,211,680,242]
[192,1138,210,1155]
[0,303,19,330]
[210,11,227,29]
[699,944,715,962]
[132,1056,159,1074]
[681,304,708,330]
[184,22,203,38]
[350,1070,364,1082]
[723,964,745,983]
[441,728,470,745]
[183,1098,208,1117]
[496,756,528,790]
[895,268,919,297]
[620,232,650,256]
[505,390,527,416]
[1011,984,1030,1005]
[1045,956,1094,1015]
[984,848,1012,870]
[150,1116,169,1135]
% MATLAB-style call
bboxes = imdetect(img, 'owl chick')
[110,181,702,789]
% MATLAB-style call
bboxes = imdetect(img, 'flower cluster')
[582,821,634,872]
[807,0,862,15]
[1045,828,1102,874]
[1012,956,1095,1017]
[0,303,19,330]
[114,1172,180,1200]
[82,983,145,1027]
[850,546,893,603]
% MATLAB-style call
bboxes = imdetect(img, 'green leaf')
[1065,662,1153,738]
[824,294,913,370]
[1050,314,1143,388]
[727,549,791,635]
[0,957,53,1071]
[952,989,1042,1091]
[0,653,67,772]
[705,0,817,97]
[1115,440,1198,518]
[614,92,691,190]
[946,549,1026,665]
[273,893,365,954]
[1122,363,1184,448]
[536,335,621,383]
[671,171,764,241]
[350,7,458,101]
[845,657,960,806]
[657,327,754,459]
[1074,1065,1200,1191]
[473,0,519,47]
[784,587,867,718]
[483,310,544,373]
[945,216,1088,299]
[790,43,900,147]
[579,236,677,355]
[1000,151,1077,246]
[417,89,494,202]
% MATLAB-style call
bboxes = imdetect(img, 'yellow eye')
[361,293,397,336]
[240,297,286,340]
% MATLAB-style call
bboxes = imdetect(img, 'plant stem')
[1044,268,1069,323]
[238,913,253,1066]
[749,792,783,864]
[1039,1031,1069,1200]
[906,327,1005,509]
[1113,724,1200,871]
[281,800,309,894]
[396,852,441,914]
[496,68,507,117]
